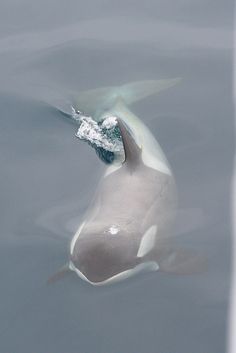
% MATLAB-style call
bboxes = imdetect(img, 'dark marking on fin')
[116,118,142,170]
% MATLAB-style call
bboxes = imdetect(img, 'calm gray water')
[0,1,234,352]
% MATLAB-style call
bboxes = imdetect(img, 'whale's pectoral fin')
[169,207,206,238]
[47,264,71,285]
[158,248,208,275]
[24,82,76,117]
[116,118,142,169]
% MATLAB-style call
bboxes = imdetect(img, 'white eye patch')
[137,225,157,258]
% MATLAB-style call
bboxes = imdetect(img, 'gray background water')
[0,1,234,352]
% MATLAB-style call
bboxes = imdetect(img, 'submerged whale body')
[49,79,205,286]
[70,116,176,284]
[69,79,178,285]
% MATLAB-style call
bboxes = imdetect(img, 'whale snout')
[71,238,138,284]
[76,244,121,283]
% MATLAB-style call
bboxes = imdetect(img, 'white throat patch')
[69,260,159,286]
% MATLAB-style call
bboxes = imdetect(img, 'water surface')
[0,1,233,352]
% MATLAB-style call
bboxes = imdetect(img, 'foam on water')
[71,107,124,164]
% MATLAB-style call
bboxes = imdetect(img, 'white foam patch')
[69,261,159,286]
[75,113,124,156]
[70,221,85,255]
[137,225,157,258]
[101,116,117,129]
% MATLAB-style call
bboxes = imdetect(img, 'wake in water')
[71,107,124,164]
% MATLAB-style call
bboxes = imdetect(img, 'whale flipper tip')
[47,264,71,285]
[159,248,208,275]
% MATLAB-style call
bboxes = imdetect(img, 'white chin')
[69,261,159,286]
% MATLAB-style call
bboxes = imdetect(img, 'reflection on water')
[0,0,233,352]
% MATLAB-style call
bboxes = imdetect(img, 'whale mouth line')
[69,261,159,286]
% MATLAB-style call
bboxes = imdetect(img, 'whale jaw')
[69,261,159,286]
